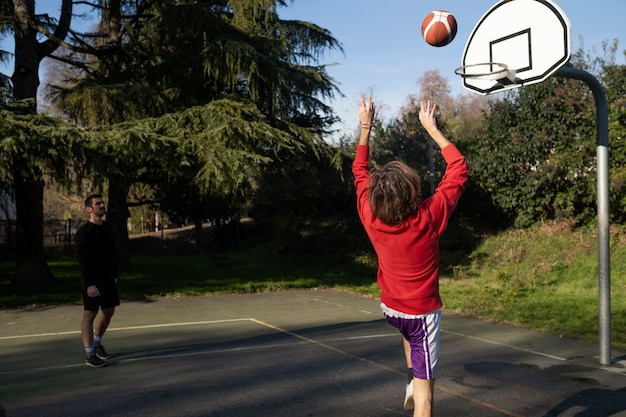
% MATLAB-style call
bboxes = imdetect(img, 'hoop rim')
[454,62,513,81]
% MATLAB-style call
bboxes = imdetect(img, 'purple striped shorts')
[383,306,441,380]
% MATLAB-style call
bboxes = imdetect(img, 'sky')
[278,0,626,137]
[2,1,625,138]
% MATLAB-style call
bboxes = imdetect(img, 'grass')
[439,221,626,348]
[2,220,625,348]
[0,243,380,308]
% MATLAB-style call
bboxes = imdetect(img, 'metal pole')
[556,64,611,365]
[428,138,436,195]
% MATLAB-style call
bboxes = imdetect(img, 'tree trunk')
[194,218,205,253]
[10,0,72,285]
[13,176,53,283]
[104,0,132,268]
[108,175,131,268]
[11,1,48,284]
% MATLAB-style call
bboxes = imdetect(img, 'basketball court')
[1,289,625,417]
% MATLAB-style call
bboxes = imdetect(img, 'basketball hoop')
[455,62,517,83]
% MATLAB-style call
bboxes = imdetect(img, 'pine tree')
[44,0,342,260]
[2,0,74,284]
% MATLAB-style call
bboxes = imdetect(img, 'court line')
[251,318,526,417]
[0,316,560,416]
[0,316,569,363]
[0,339,309,376]
[0,331,398,377]
[302,296,566,362]
[441,329,567,361]
[0,316,545,416]
[304,296,376,315]
[1,316,568,363]
[0,318,254,340]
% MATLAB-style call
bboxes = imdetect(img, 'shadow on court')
[1,290,625,417]
[541,386,626,417]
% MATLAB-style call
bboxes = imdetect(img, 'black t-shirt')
[74,221,117,287]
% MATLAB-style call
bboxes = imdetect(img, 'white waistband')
[380,303,440,319]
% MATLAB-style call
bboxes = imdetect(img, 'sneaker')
[85,354,107,368]
[94,345,110,360]
[403,380,414,410]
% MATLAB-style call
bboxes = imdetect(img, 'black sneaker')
[85,354,107,368]
[94,345,110,360]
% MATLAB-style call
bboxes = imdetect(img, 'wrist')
[425,127,440,136]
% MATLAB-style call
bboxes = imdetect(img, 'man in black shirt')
[75,194,119,368]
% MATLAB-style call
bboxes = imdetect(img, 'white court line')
[301,296,566,362]
[0,318,254,340]
[441,328,567,361]
[0,339,310,376]
[0,329,399,377]
[304,296,376,315]
[0,316,527,416]
[250,318,526,417]
[2,316,567,363]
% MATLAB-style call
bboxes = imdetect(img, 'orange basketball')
[421,10,457,47]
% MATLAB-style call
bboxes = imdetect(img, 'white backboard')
[460,0,571,95]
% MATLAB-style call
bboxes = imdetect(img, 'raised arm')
[419,100,451,150]
[358,94,376,146]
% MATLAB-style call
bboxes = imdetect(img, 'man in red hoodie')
[352,95,469,417]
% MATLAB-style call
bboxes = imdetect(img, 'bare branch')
[37,0,73,57]
[45,53,95,78]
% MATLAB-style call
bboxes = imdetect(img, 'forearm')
[358,125,372,146]
[425,126,451,150]
[357,94,375,146]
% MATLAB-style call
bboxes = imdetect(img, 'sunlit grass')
[2,221,625,348]
[440,222,626,347]
[1,244,379,308]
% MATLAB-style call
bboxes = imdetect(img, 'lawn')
[0,243,380,308]
[2,221,625,348]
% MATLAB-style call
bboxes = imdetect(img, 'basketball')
[421,10,457,47]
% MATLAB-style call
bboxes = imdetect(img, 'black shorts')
[83,280,120,311]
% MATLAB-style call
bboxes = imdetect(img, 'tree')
[467,63,621,227]
[44,0,342,260]
[591,42,626,222]
[372,70,455,197]
[2,0,73,284]
[406,69,455,121]
[446,94,493,142]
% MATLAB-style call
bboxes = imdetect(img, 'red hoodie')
[353,144,469,315]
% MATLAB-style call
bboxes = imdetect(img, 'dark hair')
[84,194,103,208]
[368,161,421,226]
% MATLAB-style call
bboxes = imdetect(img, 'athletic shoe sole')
[85,356,107,368]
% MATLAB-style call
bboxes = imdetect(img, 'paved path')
[1,290,625,416]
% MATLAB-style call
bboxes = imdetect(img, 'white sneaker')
[404,379,414,410]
